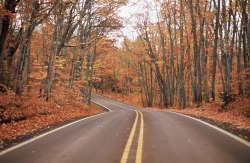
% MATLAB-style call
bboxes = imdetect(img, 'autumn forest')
[0,0,250,144]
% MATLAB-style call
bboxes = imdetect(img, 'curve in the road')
[0,93,249,163]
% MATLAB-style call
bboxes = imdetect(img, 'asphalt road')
[0,93,250,163]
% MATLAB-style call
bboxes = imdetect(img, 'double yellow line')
[120,110,144,163]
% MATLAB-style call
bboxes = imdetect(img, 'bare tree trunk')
[87,30,99,105]
[45,16,58,101]
[188,0,202,106]
[0,0,20,83]
[167,12,176,107]
[245,0,250,96]
[6,26,23,88]
[237,27,244,95]
[197,0,209,103]
[144,21,168,107]
[211,0,221,101]
[183,10,195,106]
[69,47,77,89]
[220,0,232,106]
[15,1,39,95]
[45,0,80,100]
[26,40,31,92]
[137,69,146,107]
[15,37,28,96]
[179,0,186,108]
[138,59,154,107]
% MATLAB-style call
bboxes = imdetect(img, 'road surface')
[0,93,249,163]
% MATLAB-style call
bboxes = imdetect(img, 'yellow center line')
[120,111,139,163]
[136,111,144,163]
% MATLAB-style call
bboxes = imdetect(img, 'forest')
[99,0,250,109]
[0,0,250,144]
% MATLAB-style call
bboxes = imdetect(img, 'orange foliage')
[0,86,101,146]
[155,98,250,131]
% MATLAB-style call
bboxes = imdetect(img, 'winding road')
[0,93,250,163]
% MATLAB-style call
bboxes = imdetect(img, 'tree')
[0,0,20,83]
[15,0,56,96]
